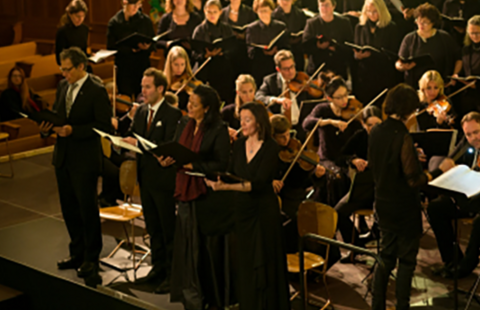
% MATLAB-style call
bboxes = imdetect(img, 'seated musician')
[271,114,326,253]
[428,111,480,279]
[0,67,43,122]
[222,74,256,141]
[255,49,311,141]
[334,106,382,256]
[164,46,195,111]
[164,91,179,108]
[416,70,454,131]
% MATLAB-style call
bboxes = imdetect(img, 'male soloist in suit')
[123,68,182,293]
[40,47,112,282]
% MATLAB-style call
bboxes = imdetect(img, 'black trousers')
[334,192,373,245]
[139,180,176,274]
[55,166,102,262]
[372,230,420,310]
[100,156,123,204]
[427,194,480,266]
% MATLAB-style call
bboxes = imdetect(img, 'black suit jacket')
[131,100,182,190]
[52,75,112,172]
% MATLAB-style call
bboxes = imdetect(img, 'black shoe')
[77,262,99,278]
[154,277,170,294]
[135,268,166,285]
[57,256,83,270]
[432,262,455,277]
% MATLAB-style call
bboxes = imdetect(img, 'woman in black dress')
[396,3,462,88]
[164,45,195,112]
[0,67,43,122]
[206,101,290,310]
[221,74,256,140]
[220,0,257,77]
[192,0,236,103]
[246,0,289,87]
[163,85,232,309]
[55,0,89,67]
[353,0,400,104]
[156,0,203,58]
[272,0,307,71]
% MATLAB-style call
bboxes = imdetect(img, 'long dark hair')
[239,102,272,141]
[193,84,222,130]
[59,0,88,27]
[383,83,420,121]
[7,66,37,113]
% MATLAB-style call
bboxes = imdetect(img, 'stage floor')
[0,153,479,309]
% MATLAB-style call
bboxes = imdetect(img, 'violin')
[171,74,203,96]
[341,96,363,120]
[112,94,134,115]
[288,71,324,98]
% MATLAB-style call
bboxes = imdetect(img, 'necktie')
[66,83,78,117]
[147,109,154,132]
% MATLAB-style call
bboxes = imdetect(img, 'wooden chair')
[0,132,14,178]
[287,200,337,309]
[99,160,148,279]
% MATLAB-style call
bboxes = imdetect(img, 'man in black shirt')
[107,0,155,98]
[368,84,454,310]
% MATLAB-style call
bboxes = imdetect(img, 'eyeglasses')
[280,64,295,71]
[59,66,75,73]
[332,93,349,100]
[415,19,432,27]
[366,10,378,15]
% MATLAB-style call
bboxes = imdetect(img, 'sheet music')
[93,129,142,154]
[133,133,158,150]
[88,50,117,63]
[390,0,404,13]
[429,165,480,198]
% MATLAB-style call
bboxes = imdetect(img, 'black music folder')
[344,42,380,53]
[185,171,248,183]
[249,30,286,50]
[411,130,457,159]
[26,110,66,126]
[116,32,153,49]
[148,141,199,166]
[191,36,237,53]
[441,14,466,28]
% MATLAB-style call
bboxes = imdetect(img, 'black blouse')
[398,29,460,87]
[192,20,234,61]
[219,4,257,29]
[246,19,289,60]
[55,23,89,65]
[338,128,369,167]
[156,12,203,49]
[271,6,307,35]
[221,103,240,129]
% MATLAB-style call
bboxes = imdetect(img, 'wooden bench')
[29,54,60,78]
[28,74,63,109]
[0,42,37,62]
[92,61,114,84]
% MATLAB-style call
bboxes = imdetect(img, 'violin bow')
[416,81,476,116]
[174,57,212,96]
[112,64,117,118]
[336,88,388,135]
[292,63,325,100]
[280,118,323,183]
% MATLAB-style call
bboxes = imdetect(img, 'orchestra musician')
[164,46,195,111]
[255,50,310,141]
[206,102,290,310]
[107,0,155,98]
[246,0,289,87]
[396,3,462,88]
[55,0,90,71]
[302,0,353,80]
[156,0,202,57]
[353,0,400,104]
[272,0,308,71]
[368,83,455,310]
[192,0,235,103]
[122,68,182,293]
[222,74,257,140]
[39,47,112,285]
[165,85,232,309]
[427,111,480,279]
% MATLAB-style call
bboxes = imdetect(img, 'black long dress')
[231,137,290,310]
[220,4,257,78]
[353,21,400,104]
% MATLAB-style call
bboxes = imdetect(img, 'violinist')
[271,114,326,253]
[353,0,400,104]
[219,0,257,77]
[427,111,480,279]
[222,74,256,140]
[302,76,362,206]
[272,0,308,71]
[156,0,202,57]
[416,70,454,131]
[246,0,289,87]
[302,0,353,80]
[255,50,311,141]
[334,106,382,258]
[396,3,462,88]
[107,0,155,97]
[164,46,195,111]
[192,0,235,103]
[456,15,480,119]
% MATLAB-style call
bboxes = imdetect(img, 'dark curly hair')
[414,3,441,28]
[239,102,272,141]
[383,83,420,121]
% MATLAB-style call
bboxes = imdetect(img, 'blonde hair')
[164,46,194,86]
[359,0,391,28]
[465,15,480,46]
[165,0,195,13]
[418,70,444,102]
[234,74,257,108]
[274,49,294,67]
